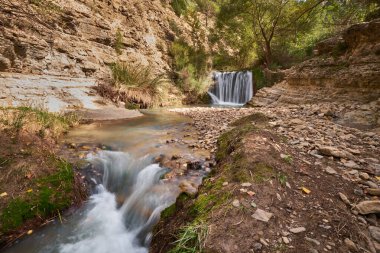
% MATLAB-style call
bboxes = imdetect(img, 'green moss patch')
[0,158,75,233]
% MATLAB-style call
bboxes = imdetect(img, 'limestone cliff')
[0,0,204,77]
[249,19,380,132]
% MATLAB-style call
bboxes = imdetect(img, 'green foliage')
[161,204,177,219]
[252,67,267,91]
[170,39,210,95]
[0,158,74,233]
[214,0,378,69]
[171,0,193,16]
[277,172,288,187]
[282,154,293,164]
[115,29,124,55]
[110,62,164,91]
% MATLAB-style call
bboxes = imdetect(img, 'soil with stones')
[151,106,380,253]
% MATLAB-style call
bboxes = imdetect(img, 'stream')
[4,110,209,253]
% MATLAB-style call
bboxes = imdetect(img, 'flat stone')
[319,146,352,159]
[289,227,306,234]
[325,166,337,175]
[369,226,380,243]
[252,209,273,222]
[356,200,380,215]
[343,160,360,169]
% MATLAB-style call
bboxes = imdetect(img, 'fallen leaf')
[302,187,311,194]
[0,192,8,197]
[26,189,33,193]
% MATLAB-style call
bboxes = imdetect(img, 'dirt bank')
[0,107,88,249]
[152,106,380,253]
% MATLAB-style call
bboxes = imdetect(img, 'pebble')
[338,192,351,205]
[344,238,358,251]
[305,237,321,246]
[253,243,263,250]
[260,238,269,246]
[289,227,306,234]
[241,182,252,187]
[282,237,290,244]
[232,199,240,207]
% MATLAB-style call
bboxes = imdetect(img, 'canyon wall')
[249,19,380,132]
[0,0,204,78]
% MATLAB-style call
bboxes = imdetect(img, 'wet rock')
[356,200,380,215]
[252,209,273,222]
[187,161,203,170]
[289,227,306,234]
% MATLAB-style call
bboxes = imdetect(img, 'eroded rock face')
[0,0,205,78]
[248,19,380,132]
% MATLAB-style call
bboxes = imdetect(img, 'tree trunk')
[264,41,272,67]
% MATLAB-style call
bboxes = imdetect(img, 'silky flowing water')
[4,110,208,253]
[208,71,253,106]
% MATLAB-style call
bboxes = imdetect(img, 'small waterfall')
[208,71,253,105]
[59,151,179,253]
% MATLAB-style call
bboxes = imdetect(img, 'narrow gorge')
[0,1,379,253]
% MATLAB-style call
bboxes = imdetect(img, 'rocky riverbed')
[153,105,380,253]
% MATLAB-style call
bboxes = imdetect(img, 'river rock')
[369,226,380,243]
[355,200,380,215]
[252,209,273,222]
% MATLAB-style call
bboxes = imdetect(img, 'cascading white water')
[208,71,253,106]
[59,151,179,253]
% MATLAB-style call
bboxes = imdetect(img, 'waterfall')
[59,151,179,253]
[208,71,253,106]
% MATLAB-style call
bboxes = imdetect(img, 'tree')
[217,0,327,67]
